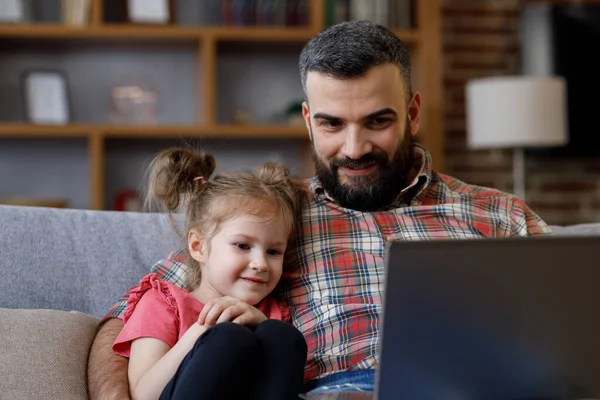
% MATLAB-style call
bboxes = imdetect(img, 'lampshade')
[465,76,568,149]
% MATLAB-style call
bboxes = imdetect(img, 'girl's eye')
[267,249,282,256]
[235,243,250,251]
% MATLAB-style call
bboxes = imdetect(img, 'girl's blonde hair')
[146,148,302,290]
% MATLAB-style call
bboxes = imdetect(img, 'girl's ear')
[188,229,206,263]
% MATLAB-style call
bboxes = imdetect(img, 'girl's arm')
[128,323,207,400]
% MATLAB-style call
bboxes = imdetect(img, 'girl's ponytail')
[257,161,291,185]
[146,148,216,212]
[256,161,302,226]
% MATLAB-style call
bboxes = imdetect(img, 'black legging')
[160,320,308,400]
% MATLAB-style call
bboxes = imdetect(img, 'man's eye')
[321,120,342,129]
[235,243,250,250]
[372,118,392,126]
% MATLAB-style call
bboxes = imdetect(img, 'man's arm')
[88,318,130,400]
[88,250,189,399]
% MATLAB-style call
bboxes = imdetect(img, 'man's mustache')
[330,153,388,170]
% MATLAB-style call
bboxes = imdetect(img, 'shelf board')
[212,124,308,138]
[392,29,421,44]
[0,24,420,44]
[0,24,317,42]
[208,27,317,42]
[0,123,308,139]
[102,124,309,138]
[0,124,92,137]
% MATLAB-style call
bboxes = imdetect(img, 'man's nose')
[340,126,373,160]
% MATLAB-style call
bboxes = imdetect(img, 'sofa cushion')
[0,308,100,400]
[0,205,183,317]
[550,223,600,236]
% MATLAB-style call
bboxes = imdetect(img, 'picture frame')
[126,0,174,25]
[0,0,29,23]
[22,70,71,125]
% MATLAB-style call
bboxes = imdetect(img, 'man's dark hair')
[299,20,412,101]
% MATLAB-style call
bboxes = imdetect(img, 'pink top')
[113,273,289,357]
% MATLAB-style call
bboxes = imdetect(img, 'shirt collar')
[309,143,433,208]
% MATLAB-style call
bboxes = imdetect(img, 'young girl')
[112,148,307,400]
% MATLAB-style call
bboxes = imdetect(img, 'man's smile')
[339,163,378,177]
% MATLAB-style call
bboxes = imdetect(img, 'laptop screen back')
[377,237,600,400]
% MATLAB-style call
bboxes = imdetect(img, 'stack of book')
[221,0,309,27]
[61,0,91,26]
[325,0,413,29]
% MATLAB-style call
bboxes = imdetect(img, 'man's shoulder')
[430,172,518,203]
[432,174,550,233]
[165,248,188,264]
[148,249,189,288]
[424,171,533,222]
[428,172,551,236]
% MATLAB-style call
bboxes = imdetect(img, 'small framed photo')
[0,0,29,23]
[22,71,71,125]
[127,0,174,25]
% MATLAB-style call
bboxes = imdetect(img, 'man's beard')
[312,123,415,212]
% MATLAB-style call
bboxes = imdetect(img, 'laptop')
[302,236,600,400]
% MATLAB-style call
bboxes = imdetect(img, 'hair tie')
[193,176,207,184]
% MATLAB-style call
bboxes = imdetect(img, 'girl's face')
[189,212,289,306]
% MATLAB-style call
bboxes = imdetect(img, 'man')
[88,20,550,399]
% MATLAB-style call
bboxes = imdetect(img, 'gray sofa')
[1,205,182,400]
[1,204,599,399]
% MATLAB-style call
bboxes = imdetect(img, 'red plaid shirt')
[106,144,551,382]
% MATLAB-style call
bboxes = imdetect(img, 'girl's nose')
[249,256,268,272]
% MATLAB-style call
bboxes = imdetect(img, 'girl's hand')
[182,319,207,341]
[198,296,267,328]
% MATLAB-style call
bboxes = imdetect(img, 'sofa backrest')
[0,205,183,318]
[3,204,600,318]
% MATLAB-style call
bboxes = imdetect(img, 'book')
[324,0,413,29]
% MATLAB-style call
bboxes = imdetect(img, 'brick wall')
[442,0,600,226]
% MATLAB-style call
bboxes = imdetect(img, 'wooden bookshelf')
[0,0,442,210]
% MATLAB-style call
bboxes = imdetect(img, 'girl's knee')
[258,319,301,336]
[209,321,251,336]
[193,322,257,350]
[256,320,307,351]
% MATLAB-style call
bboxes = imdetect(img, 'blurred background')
[0,0,598,226]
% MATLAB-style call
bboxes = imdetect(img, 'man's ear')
[188,229,206,263]
[302,101,312,141]
[408,92,422,137]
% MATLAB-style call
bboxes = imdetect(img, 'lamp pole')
[512,147,526,201]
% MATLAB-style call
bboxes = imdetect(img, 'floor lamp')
[465,76,568,201]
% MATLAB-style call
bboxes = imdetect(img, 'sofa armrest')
[0,308,100,400]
